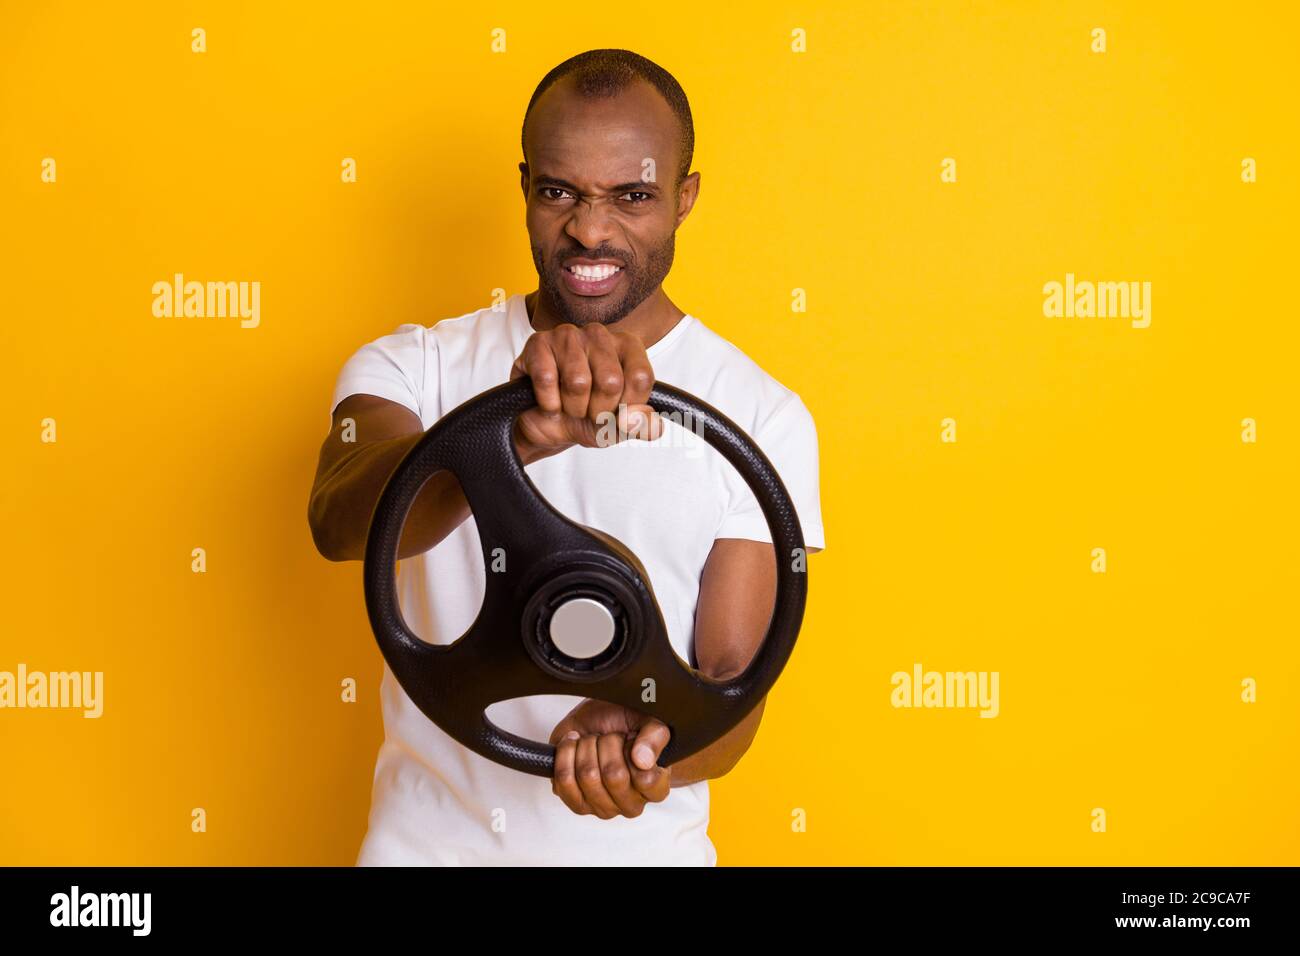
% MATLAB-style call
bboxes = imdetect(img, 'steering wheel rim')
[362,375,808,778]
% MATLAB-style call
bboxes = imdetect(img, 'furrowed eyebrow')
[533,175,661,196]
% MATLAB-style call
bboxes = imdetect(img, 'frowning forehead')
[524,80,681,187]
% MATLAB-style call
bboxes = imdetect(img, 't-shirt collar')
[508,293,693,359]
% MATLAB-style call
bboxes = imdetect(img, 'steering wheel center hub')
[521,567,642,681]
[549,598,616,658]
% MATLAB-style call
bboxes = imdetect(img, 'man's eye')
[540,187,570,201]
[623,192,651,204]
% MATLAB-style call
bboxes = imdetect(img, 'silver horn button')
[549,598,616,659]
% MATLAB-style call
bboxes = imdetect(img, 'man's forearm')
[312,424,564,563]
[665,697,765,787]
[311,434,472,562]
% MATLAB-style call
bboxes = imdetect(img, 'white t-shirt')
[329,292,826,866]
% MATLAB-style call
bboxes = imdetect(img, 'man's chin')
[554,291,632,327]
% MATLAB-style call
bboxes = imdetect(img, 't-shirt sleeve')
[714,393,826,551]
[328,323,429,421]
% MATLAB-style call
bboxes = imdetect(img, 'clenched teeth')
[568,265,621,279]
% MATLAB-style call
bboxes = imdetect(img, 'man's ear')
[519,162,530,201]
[675,169,700,228]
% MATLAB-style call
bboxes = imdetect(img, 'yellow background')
[2,1,1296,865]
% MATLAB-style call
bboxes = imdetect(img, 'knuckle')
[626,367,654,392]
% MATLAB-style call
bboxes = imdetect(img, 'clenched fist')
[548,698,672,819]
[510,322,663,464]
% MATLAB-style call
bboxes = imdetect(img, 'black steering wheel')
[362,376,807,778]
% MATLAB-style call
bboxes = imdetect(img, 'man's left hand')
[548,699,672,819]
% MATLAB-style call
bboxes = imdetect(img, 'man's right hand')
[510,322,663,464]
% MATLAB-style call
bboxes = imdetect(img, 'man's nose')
[564,198,620,249]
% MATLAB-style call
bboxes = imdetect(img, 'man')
[309,49,825,865]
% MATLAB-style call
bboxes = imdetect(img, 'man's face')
[521,78,695,327]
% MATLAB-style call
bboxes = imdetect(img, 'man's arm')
[308,394,484,563]
[666,538,821,785]
[664,537,778,786]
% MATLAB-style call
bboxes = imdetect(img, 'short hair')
[521,49,695,189]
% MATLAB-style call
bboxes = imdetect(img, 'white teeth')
[568,264,621,279]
